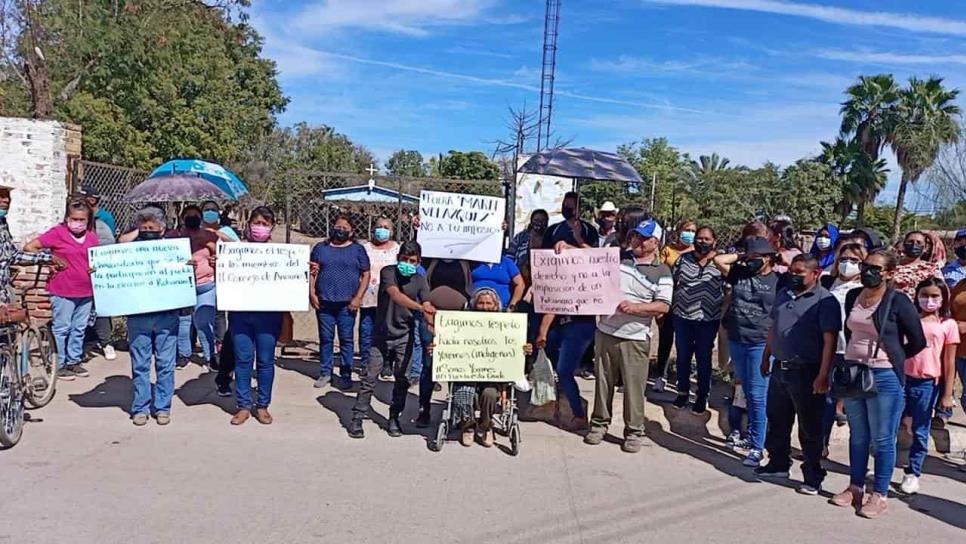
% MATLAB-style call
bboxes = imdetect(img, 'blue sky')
[250,0,966,213]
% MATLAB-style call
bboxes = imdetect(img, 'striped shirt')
[671,252,724,321]
[598,258,673,341]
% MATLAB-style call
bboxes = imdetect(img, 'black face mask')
[694,241,713,254]
[184,216,202,229]
[955,246,966,260]
[903,242,924,259]
[743,258,765,275]
[599,218,614,231]
[530,222,547,234]
[860,267,883,288]
[562,206,576,221]
[788,275,807,292]
[137,230,162,241]
[331,228,351,242]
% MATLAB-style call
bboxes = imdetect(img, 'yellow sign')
[432,311,527,382]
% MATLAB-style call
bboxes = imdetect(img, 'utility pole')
[536,0,561,151]
[649,172,657,213]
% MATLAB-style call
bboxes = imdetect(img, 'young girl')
[900,278,959,494]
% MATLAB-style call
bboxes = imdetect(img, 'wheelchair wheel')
[509,423,520,457]
[0,345,24,449]
[431,420,448,452]
[23,326,56,409]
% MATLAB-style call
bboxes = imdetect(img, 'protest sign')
[417,190,505,263]
[89,239,195,316]
[432,311,527,382]
[531,247,621,315]
[216,242,310,312]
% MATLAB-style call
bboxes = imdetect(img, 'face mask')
[137,230,162,241]
[562,206,576,221]
[184,216,202,229]
[815,236,832,251]
[903,242,924,259]
[0,209,7,219]
[860,267,882,288]
[373,227,391,242]
[918,296,942,313]
[694,241,713,254]
[743,258,764,275]
[838,261,860,278]
[956,245,966,260]
[599,218,614,231]
[531,222,547,234]
[397,261,417,277]
[680,231,696,245]
[67,220,87,234]
[249,224,272,242]
[202,210,220,224]
[331,228,351,242]
[788,275,807,292]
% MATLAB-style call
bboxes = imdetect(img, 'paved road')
[4,353,964,543]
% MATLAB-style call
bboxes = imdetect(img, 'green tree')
[777,159,842,230]
[0,0,287,169]
[429,151,499,180]
[819,137,888,225]
[840,74,901,161]
[689,153,732,178]
[888,77,961,240]
[386,149,428,177]
[615,138,693,224]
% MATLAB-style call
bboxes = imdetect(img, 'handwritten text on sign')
[417,190,505,264]
[216,242,310,312]
[432,311,527,382]
[531,247,621,315]
[89,239,195,316]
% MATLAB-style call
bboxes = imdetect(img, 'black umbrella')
[123,173,232,203]
[519,147,643,183]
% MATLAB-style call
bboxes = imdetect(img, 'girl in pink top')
[900,278,959,494]
[24,200,99,380]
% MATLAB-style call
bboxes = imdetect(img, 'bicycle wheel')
[0,344,24,448]
[23,326,56,409]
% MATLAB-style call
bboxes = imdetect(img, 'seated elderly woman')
[446,287,532,448]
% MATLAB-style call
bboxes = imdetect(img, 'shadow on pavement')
[68,375,132,414]
[275,356,319,381]
[176,371,235,415]
[899,492,966,530]
[318,380,440,446]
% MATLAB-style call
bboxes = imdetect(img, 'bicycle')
[0,265,58,449]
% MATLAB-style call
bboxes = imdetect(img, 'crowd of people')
[2,182,965,520]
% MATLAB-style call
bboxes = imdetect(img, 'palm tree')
[689,153,731,178]
[820,137,889,226]
[840,74,901,160]
[888,77,961,240]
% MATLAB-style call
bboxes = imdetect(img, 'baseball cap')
[75,184,101,200]
[599,201,617,213]
[744,236,777,256]
[955,228,966,240]
[632,219,663,240]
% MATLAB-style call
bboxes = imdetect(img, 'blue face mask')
[202,210,219,224]
[680,231,695,245]
[397,261,418,277]
[0,209,7,219]
[373,227,391,242]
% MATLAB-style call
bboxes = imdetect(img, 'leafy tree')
[386,149,427,177]
[429,150,499,180]
[888,77,961,240]
[0,0,287,169]
[926,124,966,214]
[615,138,693,224]
[777,159,842,230]
[819,137,888,225]
[689,153,733,178]
[840,74,901,161]
[688,166,779,244]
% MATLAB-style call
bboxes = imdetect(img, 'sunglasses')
[860,263,883,273]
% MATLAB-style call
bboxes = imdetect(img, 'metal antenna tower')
[536,0,561,151]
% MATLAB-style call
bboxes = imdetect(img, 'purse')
[831,292,894,400]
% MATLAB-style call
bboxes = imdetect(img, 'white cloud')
[292,0,499,37]
[643,0,966,37]
[816,49,966,66]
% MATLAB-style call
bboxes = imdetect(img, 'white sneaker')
[652,377,666,393]
[513,379,532,393]
[900,474,920,494]
[103,345,117,361]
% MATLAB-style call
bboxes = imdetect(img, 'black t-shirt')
[376,266,430,341]
[545,220,600,248]
[426,258,471,298]
[724,267,779,344]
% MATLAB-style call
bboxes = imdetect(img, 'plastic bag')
[530,349,557,407]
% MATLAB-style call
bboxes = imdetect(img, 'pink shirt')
[38,224,98,298]
[845,299,892,369]
[905,317,959,380]
[166,229,217,286]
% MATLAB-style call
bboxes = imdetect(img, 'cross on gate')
[366,163,377,190]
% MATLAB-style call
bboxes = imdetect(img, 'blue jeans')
[409,314,431,380]
[127,311,179,415]
[546,319,595,419]
[317,301,355,378]
[844,368,905,494]
[956,357,966,414]
[51,295,93,367]
[178,283,216,361]
[231,312,283,409]
[729,340,769,451]
[358,307,377,370]
[673,317,719,399]
[904,377,939,477]
[728,403,746,438]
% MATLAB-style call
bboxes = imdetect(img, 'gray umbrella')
[519,147,644,183]
[123,173,232,203]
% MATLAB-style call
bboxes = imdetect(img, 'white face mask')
[838,261,860,278]
[816,236,832,250]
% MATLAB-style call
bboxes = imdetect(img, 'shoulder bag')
[831,291,893,399]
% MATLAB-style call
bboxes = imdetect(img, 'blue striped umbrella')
[149,159,249,199]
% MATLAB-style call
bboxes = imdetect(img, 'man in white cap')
[596,201,618,247]
[0,181,66,306]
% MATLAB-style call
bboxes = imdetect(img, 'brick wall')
[11,265,53,324]
[0,117,82,244]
